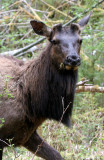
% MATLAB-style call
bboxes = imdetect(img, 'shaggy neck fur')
[18,43,78,127]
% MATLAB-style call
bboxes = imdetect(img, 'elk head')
[30,12,92,71]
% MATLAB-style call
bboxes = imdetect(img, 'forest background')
[0,0,104,159]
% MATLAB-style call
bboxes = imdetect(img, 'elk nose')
[65,55,81,66]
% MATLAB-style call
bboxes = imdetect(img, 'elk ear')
[30,20,51,38]
[70,23,80,33]
[78,11,92,29]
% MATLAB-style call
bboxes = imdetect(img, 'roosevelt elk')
[0,13,91,160]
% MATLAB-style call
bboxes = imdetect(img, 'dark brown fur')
[0,13,91,160]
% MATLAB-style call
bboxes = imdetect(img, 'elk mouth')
[61,55,81,70]
[60,62,81,70]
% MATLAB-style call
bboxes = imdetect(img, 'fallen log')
[76,85,104,93]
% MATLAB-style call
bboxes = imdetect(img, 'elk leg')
[0,143,3,160]
[24,131,63,160]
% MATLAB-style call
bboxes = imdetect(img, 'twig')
[31,141,44,160]
[84,0,104,13]
[19,29,32,41]
[30,96,71,160]
[0,9,21,36]
[76,80,89,86]
[0,138,20,159]
[63,0,104,26]
[34,9,48,13]
[14,37,44,57]
[0,139,10,146]
[47,1,71,18]
[8,1,22,9]
[60,97,71,123]
[23,0,42,21]
[0,1,21,11]
[0,10,18,14]
[0,22,30,27]
[19,6,35,19]
[40,0,72,19]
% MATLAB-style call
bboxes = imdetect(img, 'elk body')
[0,13,91,160]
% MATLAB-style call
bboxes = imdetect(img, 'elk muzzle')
[62,55,81,70]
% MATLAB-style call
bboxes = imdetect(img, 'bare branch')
[76,85,104,93]
[76,80,89,86]
[40,0,72,19]
[64,0,104,27]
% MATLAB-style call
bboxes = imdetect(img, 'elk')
[0,13,91,160]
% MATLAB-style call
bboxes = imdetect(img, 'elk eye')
[51,40,59,45]
[79,39,83,44]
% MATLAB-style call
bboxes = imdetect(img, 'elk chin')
[65,65,78,71]
[73,66,78,71]
[59,63,79,71]
[65,65,72,70]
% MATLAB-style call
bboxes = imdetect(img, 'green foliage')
[3,94,104,159]
[0,0,104,159]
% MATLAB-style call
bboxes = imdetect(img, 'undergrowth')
[3,93,104,160]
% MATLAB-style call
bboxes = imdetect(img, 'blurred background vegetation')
[0,0,104,159]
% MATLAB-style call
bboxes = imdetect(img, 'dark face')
[30,12,91,71]
[50,24,82,71]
